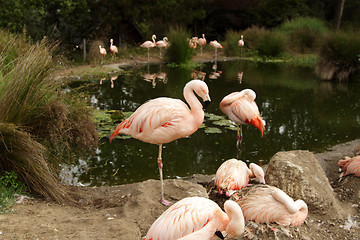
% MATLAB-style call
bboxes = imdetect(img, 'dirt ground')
[1,55,360,239]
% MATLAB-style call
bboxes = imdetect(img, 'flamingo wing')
[145,197,222,240]
[110,97,190,144]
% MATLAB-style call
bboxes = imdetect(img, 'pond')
[67,60,360,186]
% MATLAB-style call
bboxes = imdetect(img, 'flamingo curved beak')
[203,100,211,110]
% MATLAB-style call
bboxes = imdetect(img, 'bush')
[279,17,328,53]
[223,30,243,57]
[316,31,360,81]
[164,26,194,65]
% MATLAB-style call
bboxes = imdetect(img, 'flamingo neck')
[224,200,244,237]
[183,82,204,117]
[272,188,307,214]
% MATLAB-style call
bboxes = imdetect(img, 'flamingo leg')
[157,144,171,206]
[236,124,243,147]
[147,48,150,60]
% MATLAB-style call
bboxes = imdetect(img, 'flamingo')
[144,197,245,240]
[220,89,265,146]
[141,34,156,60]
[189,37,198,49]
[238,35,244,58]
[215,158,265,197]
[337,156,360,178]
[109,80,211,206]
[156,37,169,57]
[209,40,223,60]
[198,34,207,54]
[110,39,118,61]
[233,185,308,226]
[99,45,107,64]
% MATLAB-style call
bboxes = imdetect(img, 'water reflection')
[72,60,360,186]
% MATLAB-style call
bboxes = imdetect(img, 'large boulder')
[265,150,345,218]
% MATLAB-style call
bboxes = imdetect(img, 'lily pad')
[212,119,234,127]
[204,127,222,134]
[205,113,225,121]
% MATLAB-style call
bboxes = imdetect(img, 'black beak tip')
[203,100,211,110]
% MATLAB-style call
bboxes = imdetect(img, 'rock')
[265,150,345,218]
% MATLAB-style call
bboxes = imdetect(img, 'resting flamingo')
[337,156,360,178]
[99,45,107,64]
[156,37,169,57]
[220,89,265,146]
[109,39,118,61]
[189,37,198,49]
[209,40,223,60]
[141,34,157,60]
[109,80,211,206]
[198,33,207,54]
[215,158,265,197]
[233,184,308,226]
[144,197,245,240]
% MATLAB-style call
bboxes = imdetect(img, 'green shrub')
[223,30,243,57]
[279,17,328,53]
[0,171,26,213]
[316,31,360,81]
[164,26,194,65]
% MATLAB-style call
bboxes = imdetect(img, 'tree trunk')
[333,0,345,30]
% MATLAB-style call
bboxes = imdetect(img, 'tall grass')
[164,26,194,65]
[316,31,360,81]
[223,30,243,57]
[279,17,328,53]
[0,31,98,204]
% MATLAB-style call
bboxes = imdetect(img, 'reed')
[164,26,194,65]
[316,31,360,81]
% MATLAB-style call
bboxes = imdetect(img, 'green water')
[74,60,360,186]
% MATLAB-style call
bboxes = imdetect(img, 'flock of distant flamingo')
[104,33,360,239]
[98,33,247,63]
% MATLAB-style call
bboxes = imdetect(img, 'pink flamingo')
[338,156,360,178]
[110,39,118,61]
[209,40,223,60]
[220,89,265,146]
[234,184,308,226]
[197,33,207,54]
[144,197,245,240]
[189,37,198,49]
[109,80,211,206]
[99,45,107,64]
[215,159,265,196]
[141,34,156,60]
[238,35,244,58]
[156,37,169,57]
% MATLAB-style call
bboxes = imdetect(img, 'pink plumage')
[215,159,265,196]
[144,197,245,240]
[338,156,360,177]
[99,45,106,55]
[238,35,244,47]
[110,80,211,205]
[220,89,265,141]
[141,35,157,59]
[110,39,118,54]
[234,185,308,227]
[198,34,207,46]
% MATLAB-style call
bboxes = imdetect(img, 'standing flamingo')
[189,37,198,49]
[209,40,223,61]
[109,80,211,206]
[99,45,107,65]
[141,34,157,60]
[233,184,308,226]
[238,35,244,58]
[144,197,245,240]
[215,158,265,197]
[156,37,169,57]
[109,39,118,61]
[337,156,360,178]
[198,34,207,54]
[220,89,265,146]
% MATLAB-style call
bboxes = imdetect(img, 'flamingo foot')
[160,198,172,206]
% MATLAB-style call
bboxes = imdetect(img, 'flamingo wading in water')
[238,35,244,58]
[198,33,207,54]
[233,184,308,226]
[220,89,265,146]
[109,80,211,206]
[141,34,156,60]
[210,40,223,61]
[156,37,169,57]
[215,158,265,196]
[144,197,245,240]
